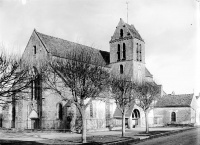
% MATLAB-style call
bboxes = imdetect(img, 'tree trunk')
[122,112,126,137]
[81,110,87,143]
[70,104,76,132]
[11,96,16,128]
[145,110,149,134]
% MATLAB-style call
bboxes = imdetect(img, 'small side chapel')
[2,18,165,130]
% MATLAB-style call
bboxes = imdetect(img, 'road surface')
[131,127,200,145]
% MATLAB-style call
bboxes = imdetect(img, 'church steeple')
[109,18,145,83]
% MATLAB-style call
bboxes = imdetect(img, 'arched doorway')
[132,109,140,127]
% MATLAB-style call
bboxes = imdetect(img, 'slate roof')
[35,30,153,76]
[155,94,194,108]
[125,23,143,41]
[35,30,110,65]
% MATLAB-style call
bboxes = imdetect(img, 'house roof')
[155,94,194,108]
[35,30,110,65]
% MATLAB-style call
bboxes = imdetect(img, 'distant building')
[154,94,199,126]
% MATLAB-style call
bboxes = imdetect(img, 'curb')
[128,127,196,144]
[83,138,140,145]
[149,127,196,139]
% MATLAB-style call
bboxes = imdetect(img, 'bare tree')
[43,48,109,143]
[0,52,33,127]
[109,75,137,137]
[0,53,33,105]
[136,82,160,133]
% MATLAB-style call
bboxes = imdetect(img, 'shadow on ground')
[0,140,45,145]
[135,131,168,136]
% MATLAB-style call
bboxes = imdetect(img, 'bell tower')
[109,18,145,84]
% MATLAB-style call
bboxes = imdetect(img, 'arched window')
[139,44,142,62]
[117,44,120,61]
[34,75,41,100]
[57,103,63,120]
[31,80,34,100]
[90,103,93,118]
[90,101,96,118]
[120,65,123,74]
[123,43,126,60]
[11,105,16,128]
[120,29,123,37]
[171,112,176,122]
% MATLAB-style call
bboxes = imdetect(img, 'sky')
[0,0,199,95]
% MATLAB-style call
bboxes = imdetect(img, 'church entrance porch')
[29,109,39,129]
[132,109,140,128]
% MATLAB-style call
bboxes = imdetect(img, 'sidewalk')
[0,126,196,144]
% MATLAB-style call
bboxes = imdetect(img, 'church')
[1,18,200,131]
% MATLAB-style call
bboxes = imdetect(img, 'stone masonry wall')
[154,107,192,125]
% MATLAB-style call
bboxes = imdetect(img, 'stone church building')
[2,18,200,131]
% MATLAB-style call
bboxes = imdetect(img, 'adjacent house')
[153,94,200,126]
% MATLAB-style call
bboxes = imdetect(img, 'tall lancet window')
[136,43,139,61]
[120,29,123,37]
[57,103,63,120]
[120,65,123,74]
[117,44,120,61]
[139,44,142,62]
[122,43,126,60]
[33,46,36,55]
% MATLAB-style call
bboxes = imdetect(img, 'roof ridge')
[168,94,193,96]
[124,22,143,41]
[162,94,194,98]
[36,31,108,53]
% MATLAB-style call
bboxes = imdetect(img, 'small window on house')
[120,65,123,74]
[122,43,126,60]
[117,44,120,61]
[57,103,63,120]
[120,29,123,37]
[171,112,176,122]
[33,46,36,55]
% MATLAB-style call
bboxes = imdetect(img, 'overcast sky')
[0,0,198,94]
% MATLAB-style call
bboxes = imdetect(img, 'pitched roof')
[155,94,194,108]
[113,104,135,118]
[35,30,110,65]
[125,23,143,41]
